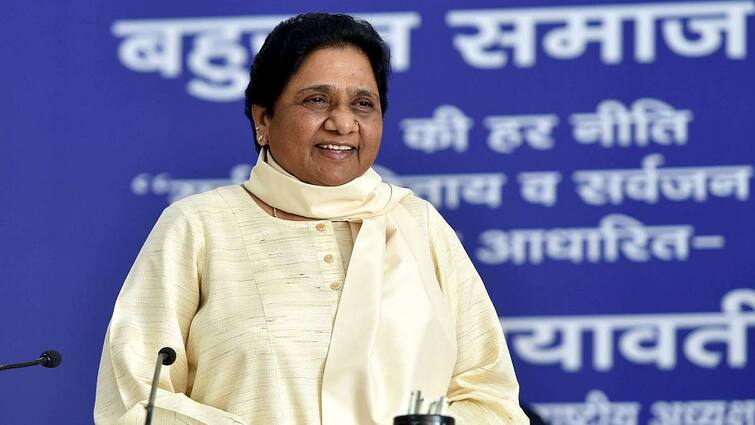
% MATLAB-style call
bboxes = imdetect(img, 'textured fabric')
[245,153,456,424]
[247,150,408,220]
[94,185,528,425]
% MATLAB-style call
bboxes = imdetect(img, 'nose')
[323,105,358,135]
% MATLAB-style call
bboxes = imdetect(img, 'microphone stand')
[0,351,62,372]
[0,359,46,371]
[144,347,176,425]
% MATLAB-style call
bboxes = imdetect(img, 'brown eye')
[304,96,327,104]
[354,99,374,110]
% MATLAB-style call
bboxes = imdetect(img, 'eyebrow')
[297,85,332,95]
[296,85,378,99]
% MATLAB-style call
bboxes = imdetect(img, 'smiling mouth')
[316,144,355,151]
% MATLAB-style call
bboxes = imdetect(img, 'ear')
[251,105,270,146]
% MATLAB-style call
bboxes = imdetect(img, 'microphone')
[394,391,455,425]
[144,347,177,425]
[0,350,62,372]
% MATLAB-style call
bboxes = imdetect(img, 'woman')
[95,13,527,425]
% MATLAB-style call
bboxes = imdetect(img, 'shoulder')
[398,194,454,230]
[398,193,443,239]
[164,185,251,221]
[155,185,247,234]
[169,185,240,213]
[397,194,461,252]
[398,193,430,224]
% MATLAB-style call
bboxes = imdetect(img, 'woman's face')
[254,47,383,186]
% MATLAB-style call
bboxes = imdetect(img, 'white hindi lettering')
[186,25,251,101]
[683,289,755,369]
[533,390,641,425]
[541,11,623,64]
[367,13,422,72]
[509,320,583,370]
[113,21,184,78]
[650,401,727,425]
[400,105,473,153]
[112,13,421,102]
[533,393,755,425]
[373,165,505,210]
[131,164,252,202]
[501,289,755,372]
[475,214,723,266]
[573,154,753,206]
[447,2,754,68]
[656,2,753,61]
[447,11,538,68]
[570,98,693,148]
[112,16,283,102]
[650,399,755,425]
[518,172,562,207]
[484,114,558,154]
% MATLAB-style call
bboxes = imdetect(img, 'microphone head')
[40,350,62,368]
[158,347,177,366]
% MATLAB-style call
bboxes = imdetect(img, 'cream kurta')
[94,185,527,425]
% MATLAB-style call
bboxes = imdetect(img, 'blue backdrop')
[2,0,754,423]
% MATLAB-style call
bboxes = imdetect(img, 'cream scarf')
[244,151,457,425]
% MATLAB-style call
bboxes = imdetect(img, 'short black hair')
[244,12,391,152]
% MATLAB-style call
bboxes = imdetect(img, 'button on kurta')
[324,254,335,263]
[316,223,327,232]
[330,281,342,290]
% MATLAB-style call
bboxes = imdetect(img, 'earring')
[255,126,264,144]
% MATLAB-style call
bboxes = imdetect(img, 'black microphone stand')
[0,351,62,372]
[0,359,46,372]
[144,347,177,425]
